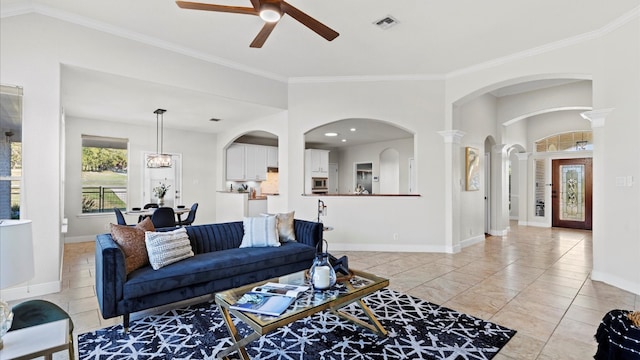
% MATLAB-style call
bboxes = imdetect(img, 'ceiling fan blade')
[281,1,339,41]
[250,21,278,48]
[249,0,261,11]
[176,1,258,15]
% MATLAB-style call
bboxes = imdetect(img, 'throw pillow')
[110,219,155,275]
[145,227,194,270]
[275,211,296,242]
[240,216,280,248]
[137,216,155,232]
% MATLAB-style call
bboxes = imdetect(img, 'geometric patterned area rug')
[78,289,516,360]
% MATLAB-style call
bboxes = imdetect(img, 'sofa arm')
[95,233,126,319]
[294,219,323,251]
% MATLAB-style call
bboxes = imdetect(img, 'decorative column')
[580,108,613,277]
[516,152,531,226]
[438,130,465,253]
[491,144,509,236]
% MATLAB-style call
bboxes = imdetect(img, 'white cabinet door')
[267,146,278,168]
[226,144,245,180]
[307,149,329,177]
[245,145,267,181]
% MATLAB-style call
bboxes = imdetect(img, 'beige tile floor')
[16,222,640,359]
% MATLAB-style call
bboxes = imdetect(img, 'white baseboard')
[0,280,62,302]
[489,228,508,236]
[519,221,549,228]
[461,235,485,248]
[591,270,640,296]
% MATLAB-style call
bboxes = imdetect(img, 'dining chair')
[151,207,176,228]
[113,208,127,225]
[178,203,198,226]
[139,203,160,222]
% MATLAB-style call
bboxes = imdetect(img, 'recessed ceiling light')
[324,132,339,137]
[341,139,347,142]
[350,128,356,132]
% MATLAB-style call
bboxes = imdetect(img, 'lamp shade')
[0,220,34,289]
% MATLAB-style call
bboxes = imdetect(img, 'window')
[81,135,128,213]
[535,131,592,152]
[0,84,23,219]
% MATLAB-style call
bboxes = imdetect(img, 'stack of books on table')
[230,282,309,317]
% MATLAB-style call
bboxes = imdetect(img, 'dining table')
[125,207,190,224]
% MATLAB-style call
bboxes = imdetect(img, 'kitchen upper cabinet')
[267,146,278,168]
[226,144,270,181]
[226,144,246,181]
[305,149,329,178]
[245,145,267,181]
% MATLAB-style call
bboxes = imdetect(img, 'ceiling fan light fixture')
[259,3,281,22]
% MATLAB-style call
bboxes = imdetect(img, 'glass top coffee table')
[214,269,389,360]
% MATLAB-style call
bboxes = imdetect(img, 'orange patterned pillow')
[110,219,156,275]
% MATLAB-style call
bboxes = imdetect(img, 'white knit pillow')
[240,216,280,248]
[145,227,194,270]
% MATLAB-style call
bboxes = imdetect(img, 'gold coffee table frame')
[214,269,389,360]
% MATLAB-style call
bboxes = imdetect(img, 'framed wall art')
[465,147,480,191]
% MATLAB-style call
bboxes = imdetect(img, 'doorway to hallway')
[551,158,592,230]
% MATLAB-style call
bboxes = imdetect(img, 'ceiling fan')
[175,0,340,48]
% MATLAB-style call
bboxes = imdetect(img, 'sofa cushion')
[123,241,315,299]
[110,218,156,275]
[240,216,279,248]
[145,227,194,270]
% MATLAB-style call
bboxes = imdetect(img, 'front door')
[552,158,592,229]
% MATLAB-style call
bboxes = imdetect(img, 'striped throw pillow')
[145,227,194,270]
[240,216,280,248]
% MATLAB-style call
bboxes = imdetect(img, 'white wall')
[497,80,592,126]
[589,17,640,294]
[457,93,498,243]
[64,117,217,242]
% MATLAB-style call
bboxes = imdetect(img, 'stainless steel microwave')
[311,177,328,192]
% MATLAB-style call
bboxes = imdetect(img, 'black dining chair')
[139,203,159,222]
[178,203,198,226]
[151,207,176,228]
[114,208,127,225]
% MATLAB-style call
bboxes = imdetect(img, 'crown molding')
[0,2,288,83]
[288,73,445,84]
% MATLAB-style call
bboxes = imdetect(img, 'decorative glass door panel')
[559,164,585,222]
[552,158,592,229]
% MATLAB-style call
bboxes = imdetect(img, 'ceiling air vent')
[373,15,398,30]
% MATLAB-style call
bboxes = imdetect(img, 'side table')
[0,319,71,360]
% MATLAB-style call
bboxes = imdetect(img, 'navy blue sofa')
[95,219,323,330]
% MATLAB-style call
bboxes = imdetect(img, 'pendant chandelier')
[146,108,172,168]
